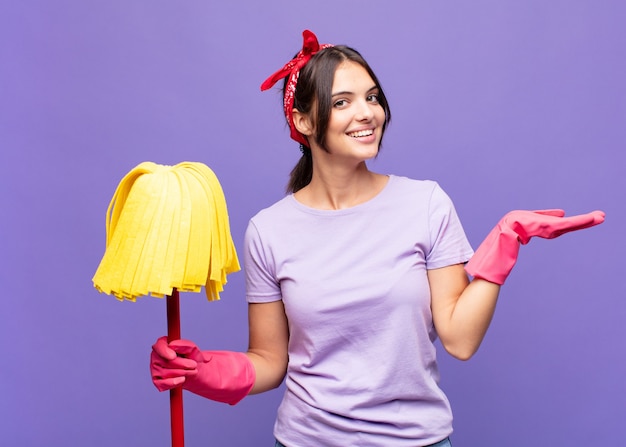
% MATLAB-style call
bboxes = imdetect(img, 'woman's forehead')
[331,61,376,92]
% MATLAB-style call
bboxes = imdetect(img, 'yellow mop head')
[92,161,240,302]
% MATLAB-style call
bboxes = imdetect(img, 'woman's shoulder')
[385,175,459,212]
[250,194,294,222]
[388,174,441,194]
[247,194,318,238]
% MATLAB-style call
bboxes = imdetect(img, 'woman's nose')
[355,99,374,121]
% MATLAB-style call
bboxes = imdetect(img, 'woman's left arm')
[429,264,500,361]
[430,208,605,360]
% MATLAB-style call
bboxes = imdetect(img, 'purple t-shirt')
[244,175,474,446]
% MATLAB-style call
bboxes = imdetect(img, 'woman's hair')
[284,45,391,193]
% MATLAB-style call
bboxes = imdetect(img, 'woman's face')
[320,61,386,162]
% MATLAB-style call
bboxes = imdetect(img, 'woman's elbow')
[442,340,480,361]
[247,352,288,394]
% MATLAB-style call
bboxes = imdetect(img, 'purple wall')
[2,1,624,445]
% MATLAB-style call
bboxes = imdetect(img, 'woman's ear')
[292,109,313,136]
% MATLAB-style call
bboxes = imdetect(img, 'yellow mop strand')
[92,161,240,302]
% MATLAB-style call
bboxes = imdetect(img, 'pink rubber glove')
[465,209,605,285]
[150,336,255,405]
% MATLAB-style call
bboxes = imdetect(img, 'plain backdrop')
[1,1,624,446]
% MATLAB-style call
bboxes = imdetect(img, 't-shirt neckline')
[287,175,395,216]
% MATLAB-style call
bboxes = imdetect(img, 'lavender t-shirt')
[244,175,474,447]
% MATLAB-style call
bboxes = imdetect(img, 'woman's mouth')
[347,129,374,138]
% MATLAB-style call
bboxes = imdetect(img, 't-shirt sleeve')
[426,183,474,269]
[243,220,283,303]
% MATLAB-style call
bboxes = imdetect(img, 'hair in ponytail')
[287,146,313,193]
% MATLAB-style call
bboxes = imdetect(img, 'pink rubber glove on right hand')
[150,336,255,405]
[465,209,605,285]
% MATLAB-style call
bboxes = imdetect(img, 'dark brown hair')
[284,45,391,193]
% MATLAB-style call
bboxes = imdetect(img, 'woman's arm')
[149,300,288,403]
[429,264,500,361]
[246,300,290,394]
[431,208,604,361]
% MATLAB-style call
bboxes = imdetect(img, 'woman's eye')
[333,99,347,108]
[367,94,380,103]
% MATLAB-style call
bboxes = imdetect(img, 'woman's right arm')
[246,300,290,394]
[149,300,288,404]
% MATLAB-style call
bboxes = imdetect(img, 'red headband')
[260,30,333,147]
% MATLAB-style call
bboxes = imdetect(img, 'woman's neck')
[294,163,388,210]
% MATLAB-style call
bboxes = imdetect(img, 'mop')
[92,161,240,446]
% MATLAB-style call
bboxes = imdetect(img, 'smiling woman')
[267,33,392,194]
[148,29,605,447]
[295,62,385,167]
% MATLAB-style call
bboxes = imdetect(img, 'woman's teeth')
[348,130,373,138]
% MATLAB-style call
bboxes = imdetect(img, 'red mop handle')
[167,289,184,447]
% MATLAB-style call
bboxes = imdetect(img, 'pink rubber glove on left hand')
[465,209,605,285]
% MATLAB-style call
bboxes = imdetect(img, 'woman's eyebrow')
[331,85,378,98]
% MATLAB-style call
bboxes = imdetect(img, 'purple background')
[1,1,624,446]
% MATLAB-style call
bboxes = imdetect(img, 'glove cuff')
[464,226,520,285]
[184,351,256,405]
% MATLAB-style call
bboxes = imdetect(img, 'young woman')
[150,30,604,447]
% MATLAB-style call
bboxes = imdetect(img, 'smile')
[347,129,374,138]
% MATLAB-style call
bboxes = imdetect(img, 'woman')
[150,30,604,447]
